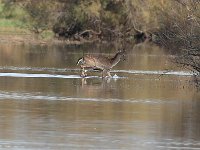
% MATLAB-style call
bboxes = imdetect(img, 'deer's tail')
[77,57,84,65]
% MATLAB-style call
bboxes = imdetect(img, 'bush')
[22,0,57,34]
[154,0,200,74]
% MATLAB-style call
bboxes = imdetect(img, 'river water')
[0,42,199,150]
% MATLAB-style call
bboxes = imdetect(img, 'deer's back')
[83,55,112,70]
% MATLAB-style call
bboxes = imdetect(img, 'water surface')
[0,43,199,150]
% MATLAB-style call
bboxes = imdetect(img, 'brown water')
[0,43,199,150]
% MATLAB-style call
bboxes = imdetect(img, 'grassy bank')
[0,18,55,39]
[0,19,28,35]
[0,1,55,42]
[0,1,26,34]
[0,16,95,45]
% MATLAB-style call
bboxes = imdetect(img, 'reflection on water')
[0,43,199,150]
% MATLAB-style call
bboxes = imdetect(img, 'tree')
[22,0,57,34]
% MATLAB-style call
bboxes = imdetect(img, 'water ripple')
[0,91,176,104]
[112,69,195,76]
[0,66,195,76]
[0,72,126,79]
[0,72,85,79]
[0,66,78,73]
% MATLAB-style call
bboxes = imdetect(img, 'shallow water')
[0,43,199,150]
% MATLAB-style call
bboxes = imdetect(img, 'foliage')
[154,0,200,74]
[52,0,127,39]
[0,0,22,19]
[22,0,58,34]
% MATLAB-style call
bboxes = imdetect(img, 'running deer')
[77,50,125,77]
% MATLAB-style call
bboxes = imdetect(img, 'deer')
[77,50,125,78]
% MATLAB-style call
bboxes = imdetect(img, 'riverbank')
[0,33,100,45]
[0,22,97,46]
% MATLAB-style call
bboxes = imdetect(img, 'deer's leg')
[81,66,87,77]
[102,69,111,78]
[84,69,88,76]
[81,69,85,77]
[107,70,112,77]
[102,70,105,78]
